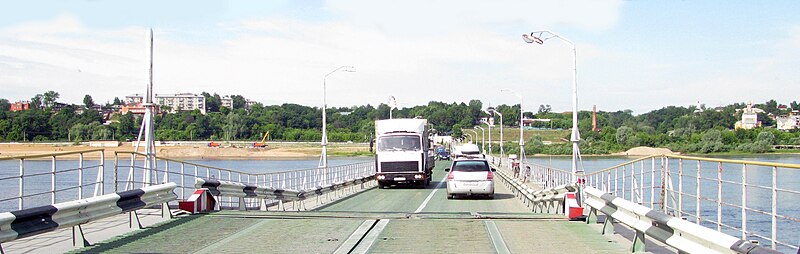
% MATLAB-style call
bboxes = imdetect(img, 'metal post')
[164,160,170,184]
[639,160,644,204]
[522,30,581,184]
[486,119,492,155]
[771,166,777,250]
[51,156,57,204]
[717,162,722,232]
[651,157,655,208]
[741,164,747,240]
[78,153,84,200]
[113,153,118,193]
[496,112,504,164]
[98,150,105,196]
[614,168,618,196]
[180,163,185,199]
[678,159,683,217]
[622,166,626,200]
[696,160,701,224]
[19,159,24,210]
[320,66,355,174]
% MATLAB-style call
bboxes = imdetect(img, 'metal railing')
[0,149,106,212]
[490,152,798,252]
[583,154,800,253]
[114,151,375,202]
[488,154,572,190]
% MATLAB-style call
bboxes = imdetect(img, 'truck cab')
[374,119,434,188]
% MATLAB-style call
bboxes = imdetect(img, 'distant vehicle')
[253,131,269,148]
[374,118,435,189]
[208,141,221,147]
[445,158,495,199]
[452,143,481,159]
[437,150,450,161]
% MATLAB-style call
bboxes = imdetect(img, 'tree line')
[1,91,799,154]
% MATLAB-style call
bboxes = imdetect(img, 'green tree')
[615,126,634,147]
[43,91,59,109]
[232,95,246,109]
[83,94,95,108]
[30,94,43,110]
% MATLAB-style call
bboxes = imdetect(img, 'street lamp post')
[481,109,493,156]
[388,96,397,119]
[320,66,355,172]
[523,30,582,183]
[474,126,485,154]
[489,108,504,164]
[468,130,478,144]
[501,89,525,162]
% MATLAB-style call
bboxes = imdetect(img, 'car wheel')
[378,182,385,189]
[487,193,495,199]
[447,194,454,199]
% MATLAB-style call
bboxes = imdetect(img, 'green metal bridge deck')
[71,161,630,253]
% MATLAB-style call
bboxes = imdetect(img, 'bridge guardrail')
[490,150,798,252]
[0,182,177,250]
[493,165,577,214]
[583,186,779,254]
[114,151,374,207]
[583,154,800,252]
[195,174,375,211]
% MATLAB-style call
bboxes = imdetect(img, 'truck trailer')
[374,118,435,188]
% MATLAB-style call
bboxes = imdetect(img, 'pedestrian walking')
[522,166,531,183]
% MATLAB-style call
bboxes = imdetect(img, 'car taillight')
[487,171,493,180]
[447,171,454,180]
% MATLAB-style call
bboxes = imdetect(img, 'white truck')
[374,118,435,188]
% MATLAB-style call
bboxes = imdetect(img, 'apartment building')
[123,93,206,114]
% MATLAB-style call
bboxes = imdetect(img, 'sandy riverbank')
[611,146,677,156]
[0,142,371,160]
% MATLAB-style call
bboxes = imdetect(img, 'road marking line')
[350,219,390,254]
[414,175,448,213]
[333,220,377,254]
[484,220,511,254]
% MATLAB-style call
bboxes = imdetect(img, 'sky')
[1,1,799,114]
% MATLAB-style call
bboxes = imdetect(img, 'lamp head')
[522,33,544,44]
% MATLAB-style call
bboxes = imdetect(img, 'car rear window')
[452,161,489,172]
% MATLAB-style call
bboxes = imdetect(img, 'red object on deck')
[565,192,584,219]
[178,188,216,214]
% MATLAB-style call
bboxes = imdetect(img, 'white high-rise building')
[155,93,206,114]
[221,96,233,109]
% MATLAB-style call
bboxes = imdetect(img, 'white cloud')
[0,3,624,112]
[325,0,623,35]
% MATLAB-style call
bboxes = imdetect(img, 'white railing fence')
[490,152,798,252]
[114,151,375,207]
[583,154,799,253]
[0,149,106,212]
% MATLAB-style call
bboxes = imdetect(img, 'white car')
[445,158,495,199]
[452,143,483,159]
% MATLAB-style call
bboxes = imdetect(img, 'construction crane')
[254,131,269,148]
